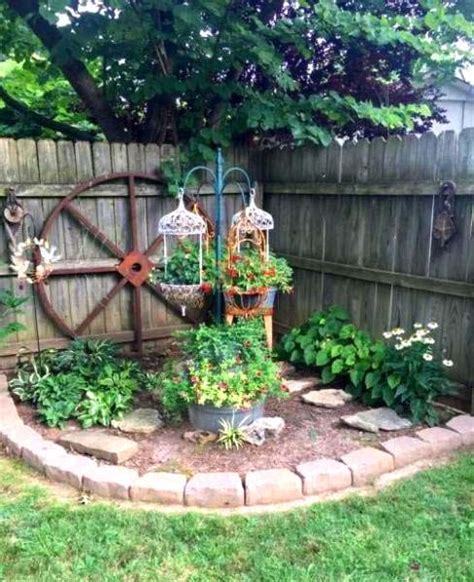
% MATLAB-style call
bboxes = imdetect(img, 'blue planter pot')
[261,287,277,308]
[188,401,265,433]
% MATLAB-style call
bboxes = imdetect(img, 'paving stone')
[341,447,394,486]
[415,427,462,456]
[44,453,98,490]
[296,458,352,495]
[2,425,43,457]
[0,393,22,427]
[22,440,68,474]
[302,389,353,409]
[445,415,474,446]
[82,465,138,499]
[112,408,164,435]
[185,472,244,508]
[245,468,303,505]
[58,430,139,464]
[341,408,412,433]
[284,377,321,394]
[380,436,432,468]
[131,472,187,504]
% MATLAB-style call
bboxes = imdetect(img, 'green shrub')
[279,307,456,424]
[10,339,141,428]
[153,319,284,418]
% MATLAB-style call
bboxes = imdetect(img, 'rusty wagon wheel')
[37,173,210,354]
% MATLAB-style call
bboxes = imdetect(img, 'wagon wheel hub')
[117,251,155,287]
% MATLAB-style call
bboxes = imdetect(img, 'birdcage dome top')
[232,188,274,231]
[158,189,206,236]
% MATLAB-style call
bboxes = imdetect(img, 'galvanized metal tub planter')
[188,401,265,433]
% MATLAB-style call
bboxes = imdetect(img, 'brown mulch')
[15,387,420,477]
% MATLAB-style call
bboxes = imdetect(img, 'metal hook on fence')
[432,180,456,249]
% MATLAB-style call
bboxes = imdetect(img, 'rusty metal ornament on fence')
[433,180,456,248]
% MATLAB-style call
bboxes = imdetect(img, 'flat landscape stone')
[341,447,394,486]
[131,472,187,504]
[341,407,412,433]
[0,374,8,393]
[58,430,139,464]
[185,472,244,508]
[44,453,98,489]
[296,458,352,495]
[82,465,138,499]
[380,436,432,468]
[245,468,303,505]
[302,389,352,409]
[111,408,164,435]
[1,425,43,457]
[284,377,321,394]
[415,427,462,456]
[446,415,474,446]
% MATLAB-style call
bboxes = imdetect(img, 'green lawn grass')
[0,454,472,582]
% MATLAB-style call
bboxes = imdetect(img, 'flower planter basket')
[224,289,269,313]
[158,283,211,313]
[188,401,265,433]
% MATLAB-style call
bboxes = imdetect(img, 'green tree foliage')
[0,0,472,151]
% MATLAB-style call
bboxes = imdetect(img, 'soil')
[16,384,420,477]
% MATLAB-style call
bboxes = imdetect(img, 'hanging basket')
[158,282,212,313]
[224,288,269,313]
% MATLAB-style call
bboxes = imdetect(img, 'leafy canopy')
[0,0,472,153]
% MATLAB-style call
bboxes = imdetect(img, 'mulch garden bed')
[16,385,420,477]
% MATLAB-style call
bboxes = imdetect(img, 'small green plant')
[355,323,456,425]
[217,418,248,450]
[149,239,216,289]
[0,289,28,345]
[10,340,141,428]
[223,249,293,294]
[156,320,284,417]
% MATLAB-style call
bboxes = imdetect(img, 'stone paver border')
[0,374,472,509]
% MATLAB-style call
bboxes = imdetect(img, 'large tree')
[0,0,472,153]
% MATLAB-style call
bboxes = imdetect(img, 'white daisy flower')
[442,359,454,367]
[424,337,435,345]
[427,322,438,330]
[392,328,405,336]
[423,353,433,361]
[413,322,422,329]
[395,344,403,350]
[383,331,393,339]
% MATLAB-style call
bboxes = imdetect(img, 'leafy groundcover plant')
[280,307,456,425]
[10,339,142,428]
[153,319,285,420]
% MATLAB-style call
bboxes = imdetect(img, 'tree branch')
[0,85,98,141]
[6,0,129,142]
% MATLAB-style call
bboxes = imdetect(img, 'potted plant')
[156,319,286,432]
[149,239,216,312]
[222,249,293,310]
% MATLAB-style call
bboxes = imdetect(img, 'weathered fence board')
[264,130,473,409]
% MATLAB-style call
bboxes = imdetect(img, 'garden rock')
[284,377,321,394]
[112,408,164,435]
[302,389,352,408]
[277,361,297,378]
[242,416,285,446]
[341,408,412,433]
[58,430,139,464]
[183,430,218,445]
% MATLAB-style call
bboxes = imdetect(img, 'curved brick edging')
[1,374,473,509]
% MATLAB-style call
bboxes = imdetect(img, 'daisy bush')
[359,322,456,425]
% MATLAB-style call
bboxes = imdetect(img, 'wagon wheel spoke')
[145,280,198,323]
[74,277,128,335]
[132,286,143,354]
[144,234,163,258]
[49,264,118,276]
[64,201,126,259]
[128,175,139,252]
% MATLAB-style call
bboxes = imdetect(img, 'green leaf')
[387,374,401,389]
[316,350,330,367]
[331,359,344,374]
[321,366,336,384]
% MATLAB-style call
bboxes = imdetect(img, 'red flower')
[230,255,241,263]
[200,283,213,293]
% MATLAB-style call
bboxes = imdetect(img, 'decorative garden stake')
[157,188,207,316]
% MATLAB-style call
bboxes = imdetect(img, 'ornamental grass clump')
[154,319,285,419]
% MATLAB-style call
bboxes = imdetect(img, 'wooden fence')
[0,139,260,367]
[0,132,472,408]
[263,130,473,409]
